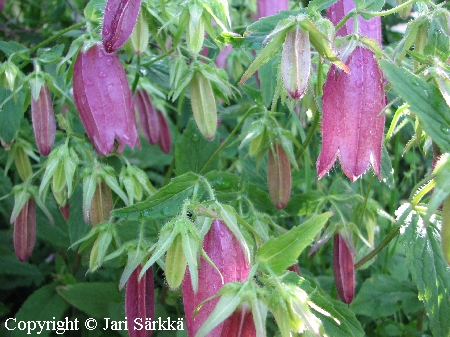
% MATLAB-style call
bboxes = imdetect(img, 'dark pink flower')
[333,233,355,304]
[31,85,56,156]
[157,111,171,154]
[13,199,36,262]
[182,220,250,337]
[134,89,160,145]
[257,0,289,18]
[316,0,385,181]
[102,0,143,53]
[126,265,155,337]
[73,44,139,156]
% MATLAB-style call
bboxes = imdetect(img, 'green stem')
[29,22,86,56]
[355,224,401,269]
[199,105,257,174]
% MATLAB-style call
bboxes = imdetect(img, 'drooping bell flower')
[267,142,291,209]
[73,44,139,156]
[12,199,36,262]
[31,85,56,156]
[257,0,289,18]
[126,265,155,337]
[333,233,355,304]
[102,0,143,53]
[316,0,385,181]
[157,111,171,153]
[134,89,160,145]
[182,220,251,337]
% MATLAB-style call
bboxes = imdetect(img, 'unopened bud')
[31,85,56,156]
[13,199,36,262]
[267,143,291,209]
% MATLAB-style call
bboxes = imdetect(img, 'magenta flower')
[73,44,139,156]
[333,233,355,304]
[102,0,143,53]
[125,265,154,337]
[31,85,56,156]
[12,199,36,262]
[316,0,385,181]
[182,220,250,337]
[134,89,160,145]
[257,0,289,18]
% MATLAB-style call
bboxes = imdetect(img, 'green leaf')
[68,187,89,246]
[307,0,339,13]
[13,283,69,337]
[350,275,421,317]
[259,56,278,108]
[0,41,28,57]
[243,10,300,49]
[56,282,123,319]
[379,60,450,152]
[112,172,201,220]
[0,87,27,143]
[175,119,220,175]
[284,191,326,216]
[400,206,450,337]
[295,276,365,337]
[257,212,332,274]
[354,0,385,12]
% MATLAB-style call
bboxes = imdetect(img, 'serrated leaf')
[257,212,332,274]
[379,60,450,152]
[112,172,201,220]
[350,274,421,317]
[400,207,450,337]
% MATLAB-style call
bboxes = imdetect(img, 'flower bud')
[157,111,171,153]
[281,26,310,100]
[190,72,217,141]
[267,143,291,209]
[13,199,36,262]
[165,234,187,290]
[182,219,250,337]
[89,180,113,226]
[31,85,56,156]
[134,89,160,145]
[14,145,32,181]
[126,265,155,337]
[396,0,412,19]
[220,306,256,337]
[102,0,143,53]
[333,233,355,304]
[186,9,205,54]
[130,9,149,54]
[73,44,139,156]
[60,203,70,221]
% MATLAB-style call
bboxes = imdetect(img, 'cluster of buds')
[31,85,56,156]
[316,0,386,182]
[133,89,171,153]
[102,0,143,53]
[73,43,139,156]
[182,219,251,336]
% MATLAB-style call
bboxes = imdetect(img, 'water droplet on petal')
[85,80,93,87]
[355,80,363,88]
[97,71,107,78]
[354,59,362,67]
[106,57,113,65]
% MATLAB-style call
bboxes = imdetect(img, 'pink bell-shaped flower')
[31,85,56,156]
[102,0,143,53]
[316,0,385,181]
[73,44,139,156]
[125,265,154,337]
[182,220,251,337]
